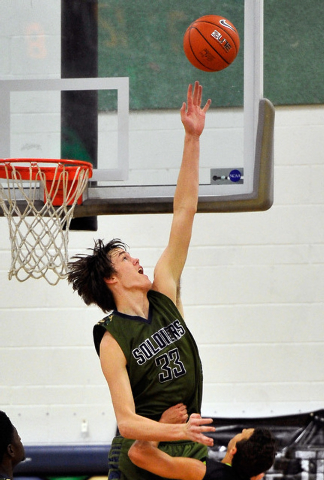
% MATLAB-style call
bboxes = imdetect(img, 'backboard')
[0,0,273,217]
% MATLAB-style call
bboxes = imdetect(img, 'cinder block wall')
[1,1,324,446]
[1,104,324,445]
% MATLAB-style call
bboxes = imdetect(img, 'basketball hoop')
[0,158,93,285]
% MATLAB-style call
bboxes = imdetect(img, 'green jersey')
[93,289,204,419]
[93,290,206,480]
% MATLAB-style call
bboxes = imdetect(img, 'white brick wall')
[2,103,324,444]
[1,1,324,446]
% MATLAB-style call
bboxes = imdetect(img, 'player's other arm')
[153,82,211,304]
[129,440,206,480]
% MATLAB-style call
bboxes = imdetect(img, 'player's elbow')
[117,421,131,439]
[128,442,147,469]
[116,409,140,439]
[179,203,197,217]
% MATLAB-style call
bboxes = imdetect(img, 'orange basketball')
[183,15,240,72]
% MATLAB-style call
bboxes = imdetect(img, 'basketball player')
[129,417,276,480]
[0,411,25,480]
[67,81,212,479]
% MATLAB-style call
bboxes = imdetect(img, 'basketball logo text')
[211,29,232,52]
[199,48,215,62]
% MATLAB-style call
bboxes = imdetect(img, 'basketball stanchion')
[0,158,93,285]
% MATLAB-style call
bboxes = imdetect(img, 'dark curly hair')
[232,428,276,479]
[67,238,127,313]
[0,410,14,463]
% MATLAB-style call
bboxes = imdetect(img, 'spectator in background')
[0,411,25,480]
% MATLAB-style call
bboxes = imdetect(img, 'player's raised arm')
[153,82,211,303]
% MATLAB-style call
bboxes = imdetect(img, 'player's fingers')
[192,81,201,106]
[176,406,188,417]
[200,425,216,432]
[192,422,215,433]
[187,83,193,106]
[180,102,187,119]
[189,413,202,419]
[194,433,214,447]
[203,98,212,113]
[197,84,203,106]
[198,417,214,425]
[198,433,214,447]
[189,414,213,425]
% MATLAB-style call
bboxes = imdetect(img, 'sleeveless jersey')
[93,289,204,419]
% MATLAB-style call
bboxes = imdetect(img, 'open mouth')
[138,267,144,274]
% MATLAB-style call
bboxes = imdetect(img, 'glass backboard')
[0,0,274,216]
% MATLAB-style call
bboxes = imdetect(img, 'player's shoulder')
[93,312,115,354]
[148,288,163,298]
[148,289,185,323]
[148,288,173,304]
[96,311,114,327]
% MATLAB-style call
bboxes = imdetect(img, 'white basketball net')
[0,160,91,285]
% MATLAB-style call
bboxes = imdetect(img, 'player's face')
[11,427,26,465]
[228,428,254,450]
[109,248,152,290]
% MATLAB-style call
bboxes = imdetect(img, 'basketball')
[183,15,240,72]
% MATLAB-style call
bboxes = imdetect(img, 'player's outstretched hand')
[180,81,211,138]
[160,403,188,424]
[183,413,215,446]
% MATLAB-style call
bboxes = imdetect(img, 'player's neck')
[115,290,150,319]
[221,452,233,466]
[0,465,13,480]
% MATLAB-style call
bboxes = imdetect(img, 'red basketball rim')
[0,158,93,181]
